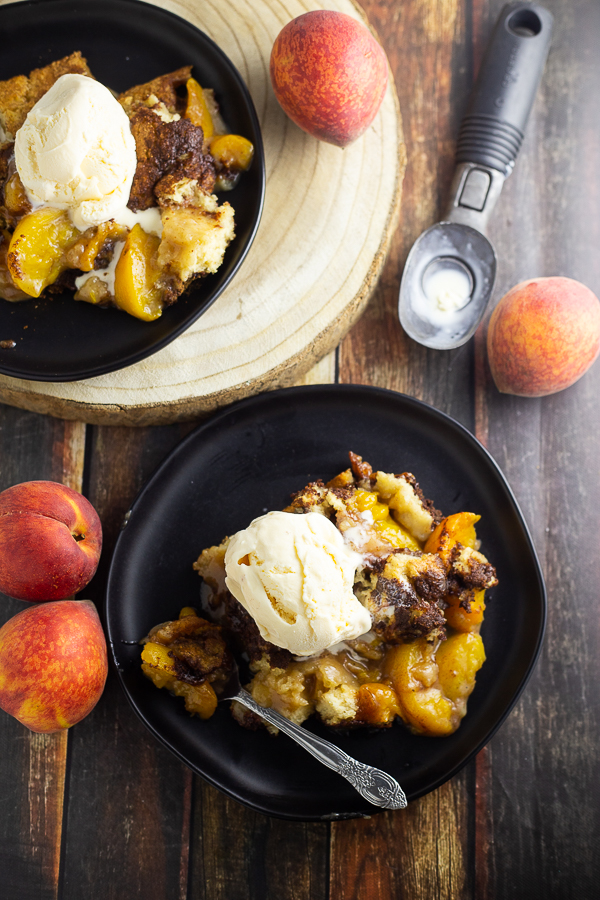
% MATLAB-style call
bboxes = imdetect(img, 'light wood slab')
[0,0,404,425]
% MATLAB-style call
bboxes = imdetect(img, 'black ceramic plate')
[0,0,264,382]
[106,385,546,820]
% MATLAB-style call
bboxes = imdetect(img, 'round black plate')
[106,385,546,820]
[0,0,265,382]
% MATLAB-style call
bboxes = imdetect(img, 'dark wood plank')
[0,409,85,900]
[3,0,600,897]
[469,3,505,896]
[473,744,492,900]
[189,782,327,900]
[57,424,194,900]
[334,0,474,896]
[59,422,328,899]
[330,775,470,900]
[472,1,600,896]
[340,0,475,427]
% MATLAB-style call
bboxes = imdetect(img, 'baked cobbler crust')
[0,51,92,140]
[186,452,498,737]
[0,53,252,319]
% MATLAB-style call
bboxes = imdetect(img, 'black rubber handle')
[456,2,553,174]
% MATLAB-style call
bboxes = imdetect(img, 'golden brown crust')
[401,472,444,526]
[145,614,232,686]
[349,451,375,484]
[190,454,497,734]
[444,545,498,613]
[220,588,295,670]
[231,700,267,731]
[127,108,215,210]
[155,168,215,207]
[286,479,354,520]
[0,52,93,137]
[0,144,11,193]
[118,65,192,116]
[363,551,447,642]
[0,56,238,314]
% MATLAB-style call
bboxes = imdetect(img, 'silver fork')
[220,661,407,810]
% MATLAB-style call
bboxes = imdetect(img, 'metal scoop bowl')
[400,220,496,350]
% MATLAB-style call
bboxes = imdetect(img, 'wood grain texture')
[473,2,600,897]
[330,775,469,900]
[3,1,600,898]
[333,1,473,896]
[51,422,191,891]
[0,410,85,900]
[190,782,327,900]
[0,0,404,426]
[470,4,496,895]
[58,424,196,899]
[338,0,474,427]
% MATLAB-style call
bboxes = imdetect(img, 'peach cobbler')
[0,52,253,319]
[141,608,233,720]
[142,452,498,738]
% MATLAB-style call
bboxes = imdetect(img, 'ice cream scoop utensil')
[220,661,407,810]
[399,2,553,349]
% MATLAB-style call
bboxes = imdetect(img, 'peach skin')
[0,480,102,601]
[270,10,388,148]
[0,599,108,733]
[487,276,600,397]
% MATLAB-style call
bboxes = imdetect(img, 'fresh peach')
[270,10,388,148]
[487,276,600,397]
[0,600,108,733]
[0,481,102,601]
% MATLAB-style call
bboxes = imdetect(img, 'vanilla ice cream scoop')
[15,74,137,230]
[224,511,371,657]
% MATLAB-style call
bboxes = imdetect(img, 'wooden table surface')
[1,0,599,897]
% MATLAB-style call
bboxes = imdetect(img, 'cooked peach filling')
[0,60,254,320]
[8,208,79,297]
[243,578,487,737]
[185,454,498,738]
[141,607,231,720]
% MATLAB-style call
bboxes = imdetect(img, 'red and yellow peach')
[487,276,600,397]
[270,10,388,148]
[0,480,102,601]
[0,600,108,733]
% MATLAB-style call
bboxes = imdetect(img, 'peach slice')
[67,221,129,273]
[210,134,254,171]
[114,224,163,321]
[445,589,486,633]
[436,632,485,704]
[7,208,79,297]
[397,687,456,737]
[185,77,214,139]
[3,171,31,221]
[424,512,480,561]
[357,683,401,725]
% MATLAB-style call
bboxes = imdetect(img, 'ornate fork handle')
[235,688,407,810]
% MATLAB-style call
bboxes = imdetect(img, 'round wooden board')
[0,0,405,426]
